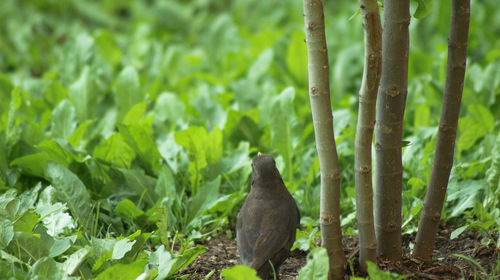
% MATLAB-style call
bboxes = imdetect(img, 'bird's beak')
[257,152,262,156]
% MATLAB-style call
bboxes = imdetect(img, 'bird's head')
[251,153,281,184]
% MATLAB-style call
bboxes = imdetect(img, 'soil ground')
[182,224,499,279]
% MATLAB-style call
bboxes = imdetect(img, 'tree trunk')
[413,0,470,262]
[374,0,410,261]
[302,0,346,278]
[355,0,382,271]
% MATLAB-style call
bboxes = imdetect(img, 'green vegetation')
[0,0,499,278]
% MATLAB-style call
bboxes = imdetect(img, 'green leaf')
[188,176,221,225]
[94,30,122,67]
[28,256,65,279]
[115,199,144,219]
[94,134,136,169]
[112,238,136,260]
[48,236,75,257]
[169,245,206,274]
[45,162,93,231]
[450,225,468,240]
[13,209,40,233]
[221,265,260,280]
[50,99,77,139]
[0,218,14,249]
[413,0,434,19]
[35,200,75,237]
[153,92,186,126]
[96,253,147,280]
[119,168,157,205]
[63,247,91,275]
[115,66,142,121]
[6,87,22,148]
[119,123,162,171]
[367,261,409,279]
[248,48,273,82]
[6,232,49,263]
[123,102,148,125]
[69,66,96,121]
[269,87,295,183]
[68,119,95,149]
[286,31,308,86]
[0,189,20,218]
[151,246,177,279]
[298,247,329,280]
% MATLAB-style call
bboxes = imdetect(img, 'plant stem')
[414,0,470,262]
[302,0,346,278]
[355,0,382,271]
[374,0,410,262]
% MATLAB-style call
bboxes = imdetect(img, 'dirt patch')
[181,224,498,279]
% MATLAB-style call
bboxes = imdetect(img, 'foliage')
[0,0,499,278]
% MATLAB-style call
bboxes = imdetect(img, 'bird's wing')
[236,212,258,265]
[250,229,289,271]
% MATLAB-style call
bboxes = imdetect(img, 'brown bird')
[236,153,300,280]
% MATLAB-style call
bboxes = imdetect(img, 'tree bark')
[374,0,410,261]
[355,0,382,271]
[414,0,470,262]
[302,0,346,278]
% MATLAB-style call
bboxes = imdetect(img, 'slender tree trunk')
[414,0,470,262]
[355,0,382,271]
[302,0,346,278]
[374,0,410,261]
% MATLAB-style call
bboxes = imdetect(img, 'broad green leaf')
[6,232,49,263]
[221,265,260,280]
[154,92,186,126]
[94,30,122,66]
[112,238,136,260]
[486,133,500,188]
[38,140,82,165]
[115,66,142,121]
[50,99,77,139]
[171,245,206,276]
[6,87,22,148]
[206,126,223,164]
[123,102,148,125]
[69,66,96,121]
[188,176,221,224]
[0,189,19,218]
[286,31,308,86]
[28,256,64,279]
[269,87,295,183]
[13,209,39,233]
[18,183,41,216]
[35,201,75,237]
[458,118,483,153]
[298,247,329,280]
[413,0,434,19]
[175,126,209,185]
[119,168,157,205]
[450,225,468,240]
[0,219,14,249]
[115,199,144,219]
[94,134,136,169]
[367,261,409,279]
[119,123,162,171]
[96,253,147,280]
[48,236,75,257]
[45,162,93,230]
[63,247,91,275]
[248,48,273,82]
[150,246,178,279]
[68,119,95,149]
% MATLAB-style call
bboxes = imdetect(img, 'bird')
[236,153,300,280]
